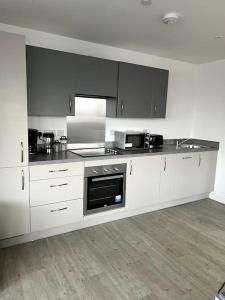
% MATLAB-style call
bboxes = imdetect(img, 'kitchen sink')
[179,144,209,149]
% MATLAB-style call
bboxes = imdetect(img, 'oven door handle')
[92,174,124,182]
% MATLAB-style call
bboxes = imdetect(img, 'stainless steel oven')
[84,163,126,215]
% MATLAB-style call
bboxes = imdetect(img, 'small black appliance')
[149,134,163,149]
[28,128,41,154]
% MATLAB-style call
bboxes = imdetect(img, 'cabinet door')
[0,167,30,240]
[75,55,118,97]
[0,32,28,168]
[117,62,153,118]
[196,151,217,195]
[174,153,199,199]
[27,46,76,116]
[151,68,169,118]
[126,156,161,209]
[160,154,176,202]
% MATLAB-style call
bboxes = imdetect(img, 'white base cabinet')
[160,154,177,202]
[175,153,199,199]
[0,167,30,240]
[175,151,217,199]
[29,162,84,232]
[31,199,83,232]
[126,156,161,209]
[195,151,217,195]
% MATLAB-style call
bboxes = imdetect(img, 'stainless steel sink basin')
[179,144,208,149]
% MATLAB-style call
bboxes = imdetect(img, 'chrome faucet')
[176,138,192,149]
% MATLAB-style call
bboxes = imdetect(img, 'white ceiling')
[0,0,225,63]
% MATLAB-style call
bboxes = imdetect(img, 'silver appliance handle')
[92,174,124,182]
[50,183,68,188]
[50,207,68,213]
[130,160,133,176]
[121,101,124,115]
[198,155,202,167]
[21,169,25,190]
[21,141,24,163]
[69,95,73,114]
[49,169,69,173]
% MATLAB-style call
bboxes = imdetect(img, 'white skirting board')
[0,193,209,248]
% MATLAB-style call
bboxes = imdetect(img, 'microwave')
[115,131,150,150]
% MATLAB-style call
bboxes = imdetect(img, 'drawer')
[30,176,83,207]
[31,199,83,232]
[30,162,84,180]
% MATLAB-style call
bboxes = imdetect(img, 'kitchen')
[0,1,225,299]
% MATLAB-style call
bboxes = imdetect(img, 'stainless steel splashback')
[67,97,106,149]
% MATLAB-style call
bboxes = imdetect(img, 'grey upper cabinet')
[117,62,169,118]
[26,46,76,116]
[26,46,168,118]
[151,68,169,118]
[74,55,118,98]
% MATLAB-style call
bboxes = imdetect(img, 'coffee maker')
[28,128,41,154]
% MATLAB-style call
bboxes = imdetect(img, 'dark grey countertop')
[29,139,219,166]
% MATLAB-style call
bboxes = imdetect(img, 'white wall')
[192,60,225,203]
[0,22,197,141]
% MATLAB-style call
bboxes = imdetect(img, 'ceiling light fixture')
[140,0,152,6]
[162,12,181,24]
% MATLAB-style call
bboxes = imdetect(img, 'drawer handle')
[21,169,25,190]
[50,207,68,213]
[49,169,69,173]
[21,141,24,163]
[164,157,167,171]
[182,156,193,159]
[50,183,68,188]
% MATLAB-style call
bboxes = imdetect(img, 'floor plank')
[0,199,224,299]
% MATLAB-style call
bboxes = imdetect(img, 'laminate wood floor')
[1,199,225,300]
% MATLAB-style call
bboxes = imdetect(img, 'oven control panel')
[84,163,127,177]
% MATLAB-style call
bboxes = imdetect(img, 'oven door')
[84,173,126,215]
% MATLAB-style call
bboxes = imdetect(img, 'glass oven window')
[87,174,124,211]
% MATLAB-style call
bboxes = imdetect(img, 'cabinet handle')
[164,157,167,171]
[69,96,72,114]
[121,101,124,116]
[50,207,68,213]
[49,169,69,173]
[198,155,202,167]
[182,156,193,160]
[154,105,157,113]
[50,183,68,188]
[21,141,24,163]
[21,169,25,190]
[130,160,133,176]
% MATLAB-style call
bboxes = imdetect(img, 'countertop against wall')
[29,139,219,165]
